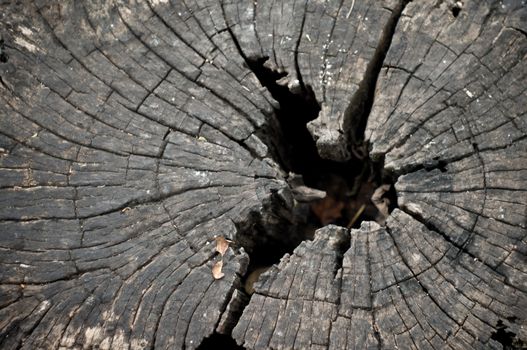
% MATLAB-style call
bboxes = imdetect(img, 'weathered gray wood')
[0,0,525,349]
[0,1,284,349]
[235,213,526,349]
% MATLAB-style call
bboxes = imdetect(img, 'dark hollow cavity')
[197,332,246,350]
[221,1,406,290]
[0,38,8,63]
[235,57,398,282]
[451,5,461,17]
[250,56,397,230]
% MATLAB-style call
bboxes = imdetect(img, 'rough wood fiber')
[0,1,525,350]
[0,1,283,349]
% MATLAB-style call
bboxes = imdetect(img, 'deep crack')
[249,56,398,229]
[225,1,412,293]
[345,0,410,147]
[219,1,411,344]
[233,57,400,299]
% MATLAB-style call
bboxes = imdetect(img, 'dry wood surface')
[0,0,526,349]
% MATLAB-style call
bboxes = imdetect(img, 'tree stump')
[0,1,525,349]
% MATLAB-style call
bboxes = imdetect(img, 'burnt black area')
[491,320,527,350]
[197,333,246,350]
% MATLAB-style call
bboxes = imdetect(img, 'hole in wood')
[450,1,463,17]
[249,56,398,230]
[197,332,245,350]
[425,158,448,173]
[237,57,398,290]
[0,38,8,63]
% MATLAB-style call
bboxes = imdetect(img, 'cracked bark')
[0,0,526,350]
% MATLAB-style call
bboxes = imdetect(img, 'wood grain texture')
[0,0,525,349]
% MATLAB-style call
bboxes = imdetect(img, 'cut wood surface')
[0,1,525,349]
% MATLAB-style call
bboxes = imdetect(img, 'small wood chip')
[215,236,229,256]
[371,184,391,224]
[212,260,224,280]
